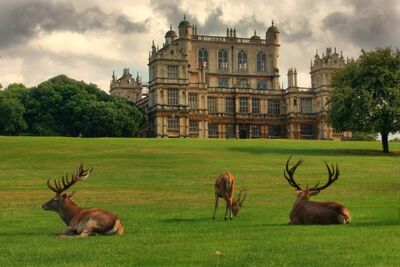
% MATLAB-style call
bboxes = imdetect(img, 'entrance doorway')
[239,124,249,139]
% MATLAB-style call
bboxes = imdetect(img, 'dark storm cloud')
[150,0,311,41]
[280,18,313,44]
[323,0,400,49]
[0,0,148,48]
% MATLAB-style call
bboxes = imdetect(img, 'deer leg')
[229,201,233,220]
[78,230,92,238]
[224,201,229,221]
[212,193,219,219]
[58,227,76,237]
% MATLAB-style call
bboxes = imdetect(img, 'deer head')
[231,189,247,216]
[284,155,339,200]
[42,164,93,212]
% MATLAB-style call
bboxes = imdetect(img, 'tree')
[328,48,400,153]
[0,75,144,137]
[0,94,27,135]
[0,84,29,135]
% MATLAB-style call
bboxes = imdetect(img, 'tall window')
[225,98,234,113]
[238,50,247,71]
[168,117,179,130]
[238,79,248,88]
[189,120,199,133]
[198,48,208,68]
[301,124,314,137]
[225,124,235,138]
[257,52,267,71]
[252,125,260,138]
[252,99,260,114]
[257,80,267,90]
[268,99,281,115]
[218,79,229,87]
[239,98,249,113]
[167,65,178,78]
[208,124,218,138]
[189,93,198,109]
[218,49,228,70]
[208,97,217,113]
[268,126,281,137]
[300,98,313,113]
[168,89,179,105]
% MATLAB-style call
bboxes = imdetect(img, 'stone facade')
[110,68,143,102]
[112,17,351,139]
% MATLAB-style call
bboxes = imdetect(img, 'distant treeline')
[0,75,144,137]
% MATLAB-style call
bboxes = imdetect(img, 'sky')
[0,0,399,92]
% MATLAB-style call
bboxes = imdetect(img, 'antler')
[309,161,339,191]
[237,189,247,206]
[47,163,93,194]
[283,155,303,190]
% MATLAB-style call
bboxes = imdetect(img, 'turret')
[266,20,280,45]
[165,25,177,46]
[178,15,193,39]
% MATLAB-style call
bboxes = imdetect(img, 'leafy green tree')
[328,48,400,153]
[0,93,27,135]
[0,75,144,137]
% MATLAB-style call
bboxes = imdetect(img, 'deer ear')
[309,190,320,196]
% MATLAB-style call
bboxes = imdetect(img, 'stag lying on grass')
[212,172,247,220]
[284,156,351,225]
[42,164,124,237]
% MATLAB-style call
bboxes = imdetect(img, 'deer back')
[215,172,235,202]
[290,195,351,225]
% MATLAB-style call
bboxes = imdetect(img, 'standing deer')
[42,164,124,237]
[283,156,351,225]
[212,172,247,220]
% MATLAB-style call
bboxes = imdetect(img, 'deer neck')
[293,195,309,207]
[58,200,83,225]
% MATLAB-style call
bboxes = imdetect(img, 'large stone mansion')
[110,17,349,139]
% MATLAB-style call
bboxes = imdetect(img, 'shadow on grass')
[0,231,49,236]
[349,220,400,227]
[228,147,400,157]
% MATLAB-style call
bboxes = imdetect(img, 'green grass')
[0,137,399,266]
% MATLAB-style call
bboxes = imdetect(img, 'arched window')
[257,52,266,72]
[198,48,208,68]
[218,49,228,70]
[238,50,247,71]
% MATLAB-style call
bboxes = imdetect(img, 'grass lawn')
[0,137,399,266]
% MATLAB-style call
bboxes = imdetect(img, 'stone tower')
[310,47,346,139]
[310,47,345,90]
[110,68,143,102]
[266,20,280,90]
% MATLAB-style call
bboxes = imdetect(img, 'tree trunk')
[381,133,389,153]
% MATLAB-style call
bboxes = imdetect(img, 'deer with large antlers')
[212,172,247,220]
[283,156,351,225]
[42,164,124,237]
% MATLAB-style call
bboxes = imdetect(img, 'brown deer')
[283,156,351,225]
[212,172,247,220]
[42,164,124,237]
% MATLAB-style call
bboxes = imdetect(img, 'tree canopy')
[328,48,400,153]
[0,75,144,137]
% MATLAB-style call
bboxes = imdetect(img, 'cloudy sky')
[0,0,399,91]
